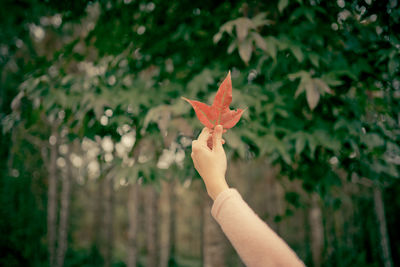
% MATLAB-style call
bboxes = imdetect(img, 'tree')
[1,0,399,266]
[56,144,72,267]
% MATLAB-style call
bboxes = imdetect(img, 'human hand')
[191,125,228,200]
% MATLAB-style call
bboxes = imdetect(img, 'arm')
[191,126,305,267]
[212,188,305,267]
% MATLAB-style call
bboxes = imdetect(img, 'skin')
[191,126,306,267]
[191,125,229,200]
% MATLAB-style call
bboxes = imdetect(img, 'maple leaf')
[182,71,245,130]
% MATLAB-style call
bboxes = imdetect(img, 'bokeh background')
[1,0,399,266]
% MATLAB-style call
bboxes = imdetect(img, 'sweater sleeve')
[211,188,305,267]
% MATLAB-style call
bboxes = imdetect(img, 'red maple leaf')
[182,71,245,147]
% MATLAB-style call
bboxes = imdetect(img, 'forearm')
[212,189,305,267]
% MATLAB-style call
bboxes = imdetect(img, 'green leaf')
[276,142,292,165]
[307,136,317,158]
[288,70,309,81]
[294,80,306,98]
[213,32,223,44]
[361,133,385,150]
[295,134,306,155]
[142,105,171,134]
[388,57,398,76]
[225,131,247,158]
[227,41,237,54]
[238,38,252,64]
[321,73,344,86]
[305,81,320,110]
[252,32,267,51]
[219,20,235,36]
[314,130,340,151]
[276,108,289,118]
[308,53,319,68]
[314,78,333,95]
[1,114,18,134]
[235,18,255,42]
[251,12,273,27]
[265,36,277,61]
[290,44,304,62]
[278,0,289,13]
[187,69,214,95]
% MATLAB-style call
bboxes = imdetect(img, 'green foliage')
[1,0,400,266]
[0,165,47,266]
[212,1,400,195]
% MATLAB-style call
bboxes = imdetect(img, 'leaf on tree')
[305,81,319,110]
[182,71,245,130]
[238,39,252,64]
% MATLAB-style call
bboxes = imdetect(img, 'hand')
[191,125,229,200]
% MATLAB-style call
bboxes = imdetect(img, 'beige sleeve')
[211,188,305,267]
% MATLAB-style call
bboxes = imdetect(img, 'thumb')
[212,125,224,151]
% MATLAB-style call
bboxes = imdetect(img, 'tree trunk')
[47,131,58,267]
[159,181,170,267]
[309,193,324,267]
[159,180,176,267]
[89,168,104,266]
[169,180,177,266]
[373,186,393,267]
[202,194,225,267]
[145,186,159,267]
[93,172,104,249]
[56,146,72,267]
[127,182,140,267]
[103,174,114,267]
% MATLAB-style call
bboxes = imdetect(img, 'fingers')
[191,140,203,154]
[190,152,197,164]
[197,127,211,144]
[209,129,225,144]
[212,125,224,150]
[193,126,225,153]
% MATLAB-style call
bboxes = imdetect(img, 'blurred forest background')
[1,0,399,266]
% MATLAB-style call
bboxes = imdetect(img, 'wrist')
[206,177,229,201]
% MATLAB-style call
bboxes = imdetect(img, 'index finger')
[197,127,211,144]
